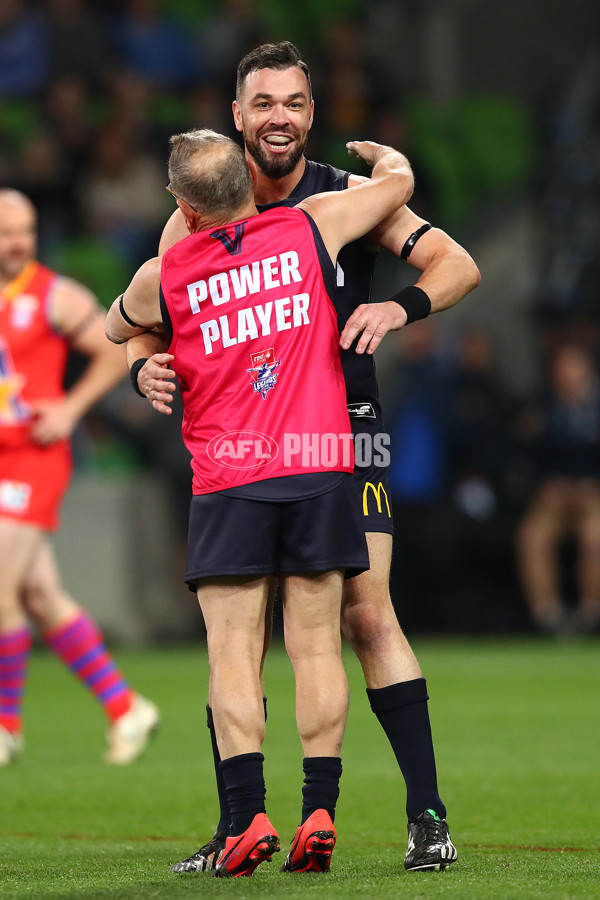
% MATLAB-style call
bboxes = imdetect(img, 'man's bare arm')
[370,203,481,312]
[340,197,481,354]
[29,279,127,444]
[105,257,163,344]
[125,210,189,412]
[298,141,414,264]
[127,334,177,415]
[126,332,170,369]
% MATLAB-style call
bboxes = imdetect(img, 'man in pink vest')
[106,128,413,877]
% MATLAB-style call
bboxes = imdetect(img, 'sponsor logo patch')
[347,401,376,419]
[362,481,391,517]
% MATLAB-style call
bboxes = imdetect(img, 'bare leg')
[198,575,272,760]
[0,518,42,632]
[206,580,275,710]
[516,481,567,629]
[18,534,158,765]
[575,483,600,629]
[171,581,278,872]
[341,532,421,688]
[281,569,346,868]
[196,574,279,869]
[282,570,348,757]
[20,535,82,631]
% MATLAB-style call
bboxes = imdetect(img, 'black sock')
[206,704,230,836]
[219,752,266,836]
[207,697,268,836]
[301,756,343,823]
[367,678,446,820]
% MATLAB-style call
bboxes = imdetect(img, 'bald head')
[0,189,35,212]
[168,129,254,222]
[0,190,37,285]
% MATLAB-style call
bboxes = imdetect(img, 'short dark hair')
[168,129,253,217]
[236,41,312,101]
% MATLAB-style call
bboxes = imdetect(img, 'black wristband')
[400,222,432,260]
[130,358,149,398]
[389,285,431,324]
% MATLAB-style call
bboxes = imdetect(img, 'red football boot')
[213,813,280,878]
[281,809,337,873]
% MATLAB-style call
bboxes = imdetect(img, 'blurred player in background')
[130,42,480,872]
[0,189,160,767]
[516,342,600,634]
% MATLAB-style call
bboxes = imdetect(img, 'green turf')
[1,638,599,898]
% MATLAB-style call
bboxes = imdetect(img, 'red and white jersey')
[160,206,353,494]
[0,261,66,448]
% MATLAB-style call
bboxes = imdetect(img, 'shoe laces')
[189,835,226,860]
[414,812,446,843]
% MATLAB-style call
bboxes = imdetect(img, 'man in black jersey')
[129,42,480,873]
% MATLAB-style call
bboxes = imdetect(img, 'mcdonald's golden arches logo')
[362,481,391,517]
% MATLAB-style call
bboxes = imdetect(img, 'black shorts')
[350,414,394,536]
[185,474,369,589]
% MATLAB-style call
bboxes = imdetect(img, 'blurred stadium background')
[2,0,599,641]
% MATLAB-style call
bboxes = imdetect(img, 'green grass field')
[1,637,599,899]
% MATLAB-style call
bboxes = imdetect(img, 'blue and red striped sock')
[43,612,133,722]
[0,625,32,734]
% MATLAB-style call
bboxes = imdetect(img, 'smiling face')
[233,66,314,179]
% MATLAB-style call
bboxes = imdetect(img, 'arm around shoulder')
[299,141,414,263]
[105,257,163,344]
